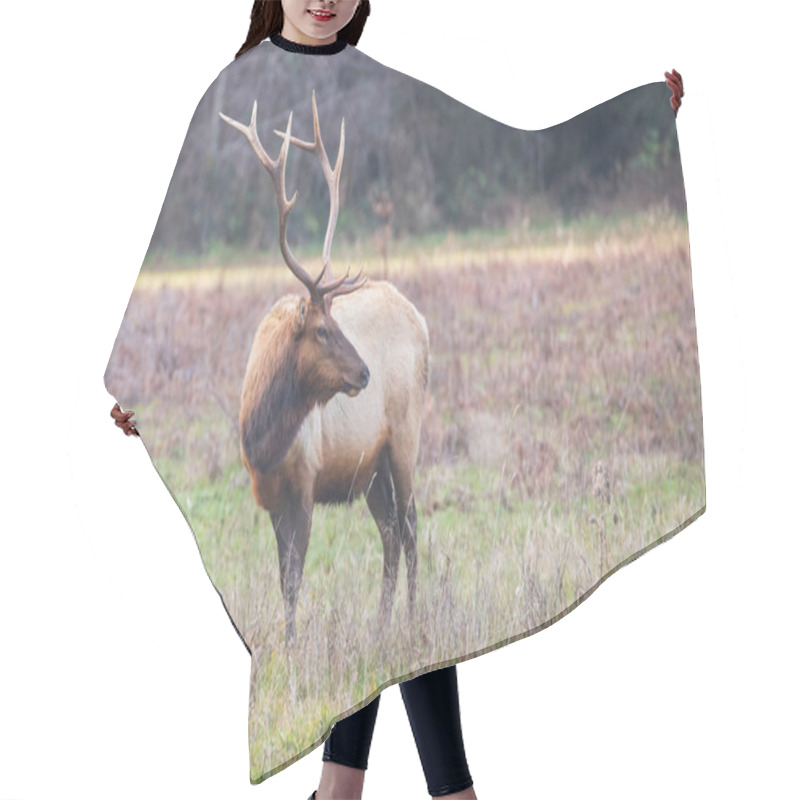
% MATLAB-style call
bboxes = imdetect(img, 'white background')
[1,1,797,798]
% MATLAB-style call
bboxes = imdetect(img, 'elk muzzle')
[343,361,370,397]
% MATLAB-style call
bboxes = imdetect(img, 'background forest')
[144,53,683,265]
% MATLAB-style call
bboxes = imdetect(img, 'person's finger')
[664,69,683,117]
[665,75,681,93]
[111,402,139,435]
[665,69,684,95]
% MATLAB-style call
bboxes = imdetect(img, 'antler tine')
[323,264,369,300]
[219,101,318,294]
[219,102,275,173]
[273,89,345,285]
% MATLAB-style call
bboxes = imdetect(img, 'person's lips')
[308,9,335,21]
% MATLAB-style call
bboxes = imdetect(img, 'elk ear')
[293,296,308,338]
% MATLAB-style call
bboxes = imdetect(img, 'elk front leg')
[270,498,312,646]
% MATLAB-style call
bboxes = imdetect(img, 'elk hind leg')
[365,445,401,630]
[387,443,419,622]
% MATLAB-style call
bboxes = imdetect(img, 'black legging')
[323,664,473,797]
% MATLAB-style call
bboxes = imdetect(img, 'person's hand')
[110,402,139,436]
[665,68,684,116]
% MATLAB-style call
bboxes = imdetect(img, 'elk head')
[220,91,370,402]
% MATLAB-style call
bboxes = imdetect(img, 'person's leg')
[316,693,381,800]
[400,665,476,798]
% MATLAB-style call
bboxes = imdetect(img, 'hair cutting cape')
[105,37,705,784]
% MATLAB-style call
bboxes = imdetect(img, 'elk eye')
[316,325,327,339]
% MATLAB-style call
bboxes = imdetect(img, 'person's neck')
[281,19,336,47]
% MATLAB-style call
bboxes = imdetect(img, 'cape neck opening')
[269,31,348,55]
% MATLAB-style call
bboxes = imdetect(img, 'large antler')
[272,89,341,284]
[219,93,367,307]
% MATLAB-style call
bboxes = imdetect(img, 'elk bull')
[220,93,429,644]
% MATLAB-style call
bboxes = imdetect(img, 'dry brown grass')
[105,212,705,781]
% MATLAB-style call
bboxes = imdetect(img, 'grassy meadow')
[107,208,705,781]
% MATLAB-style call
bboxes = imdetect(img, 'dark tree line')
[145,46,684,265]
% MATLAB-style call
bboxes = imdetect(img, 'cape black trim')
[269,31,348,55]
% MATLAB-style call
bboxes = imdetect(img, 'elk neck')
[240,325,317,476]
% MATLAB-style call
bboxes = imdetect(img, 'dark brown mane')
[240,301,314,474]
